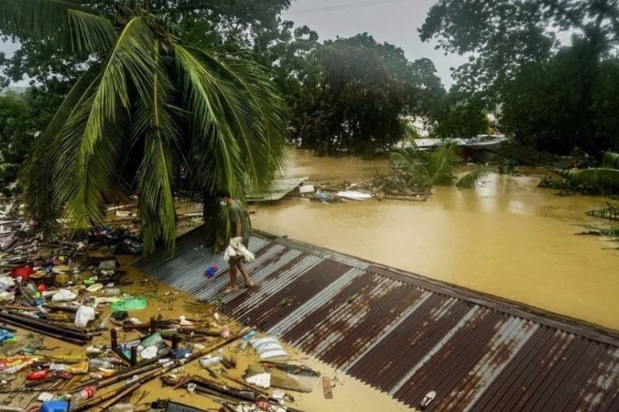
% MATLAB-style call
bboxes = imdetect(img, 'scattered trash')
[249,337,287,360]
[420,390,436,410]
[111,297,147,311]
[298,185,315,194]
[199,356,222,368]
[322,376,333,399]
[336,191,373,200]
[74,305,96,328]
[51,289,77,302]
[204,265,218,279]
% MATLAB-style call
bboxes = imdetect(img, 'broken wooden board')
[322,376,333,399]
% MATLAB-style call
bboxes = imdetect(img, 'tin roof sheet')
[135,228,619,411]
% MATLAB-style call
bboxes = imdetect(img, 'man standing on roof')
[217,189,254,294]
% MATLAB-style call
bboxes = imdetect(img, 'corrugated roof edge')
[251,229,619,348]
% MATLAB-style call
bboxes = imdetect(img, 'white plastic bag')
[74,305,95,328]
[52,289,77,302]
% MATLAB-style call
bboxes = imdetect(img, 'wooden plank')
[322,376,333,399]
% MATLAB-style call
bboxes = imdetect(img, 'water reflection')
[253,149,619,330]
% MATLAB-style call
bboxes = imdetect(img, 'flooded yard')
[251,149,619,331]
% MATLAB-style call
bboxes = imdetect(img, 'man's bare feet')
[244,281,255,288]
[222,286,238,294]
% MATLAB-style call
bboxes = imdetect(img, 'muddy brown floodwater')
[252,148,619,331]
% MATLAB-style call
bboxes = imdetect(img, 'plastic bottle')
[101,288,121,297]
[242,331,257,341]
[0,363,28,374]
[108,404,133,412]
[89,359,114,370]
[199,356,222,368]
[70,386,96,408]
[124,375,139,386]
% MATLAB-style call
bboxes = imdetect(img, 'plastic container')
[70,386,95,408]
[40,401,69,412]
[27,369,48,380]
[242,331,257,341]
[140,331,163,348]
[88,359,114,370]
[204,265,218,279]
[108,404,133,412]
[101,288,121,297]
[199,356,222,368]
[111,297,147,312]
[10,265,34,280]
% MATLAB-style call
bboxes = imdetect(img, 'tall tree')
[420,0,619,154]
[0,0,286,253]
[300,34,444,155]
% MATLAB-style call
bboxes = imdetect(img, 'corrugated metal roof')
[135,228,619,411]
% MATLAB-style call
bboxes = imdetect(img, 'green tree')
[0,92,30,194]
[0,0,286,253]
[420,0,619,156]
[300,36,406,155]
[300,34,444,155]
[430,89,489,139]
[0,86,66,196]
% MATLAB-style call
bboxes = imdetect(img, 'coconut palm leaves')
[0,0,117,54]
[4,0,286,253]
[389,138,488,189]
[559,152,619,191]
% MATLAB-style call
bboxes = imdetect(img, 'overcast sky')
[283,0,465,88]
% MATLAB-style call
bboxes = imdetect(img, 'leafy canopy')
[0,0,287,253]
[300,33,445,155]
[420,0,619,156]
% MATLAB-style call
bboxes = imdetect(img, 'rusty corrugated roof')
[135,229,619,411]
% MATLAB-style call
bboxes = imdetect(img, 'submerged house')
[136,228,619,411]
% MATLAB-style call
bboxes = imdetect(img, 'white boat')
[463,134,508,151]
[391,138,468,151]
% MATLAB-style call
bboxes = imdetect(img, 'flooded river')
[252,148,619,331]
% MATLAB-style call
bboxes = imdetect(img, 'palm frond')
[601,151,619,169]
[600,225,619,238]
[456,165,491,188]
[427,141,460,185]
[560,168,619,191]
[134,43,179,254]
[187,45,287,197]
[20,65,100,232]
[174,44,242,197]
[0,0,116,53]
[585,202,619,221]
[52,17,158,230]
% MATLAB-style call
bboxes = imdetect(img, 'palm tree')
[389,138,489,191]
[560,151,619,191]
[561,151,619,240]
[0,0,286,253]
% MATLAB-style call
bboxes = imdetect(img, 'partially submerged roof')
[136,229,619,411]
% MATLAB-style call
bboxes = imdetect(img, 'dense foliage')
[0,0,287,253]
[299,34,446,155]
[421,0,619,156]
